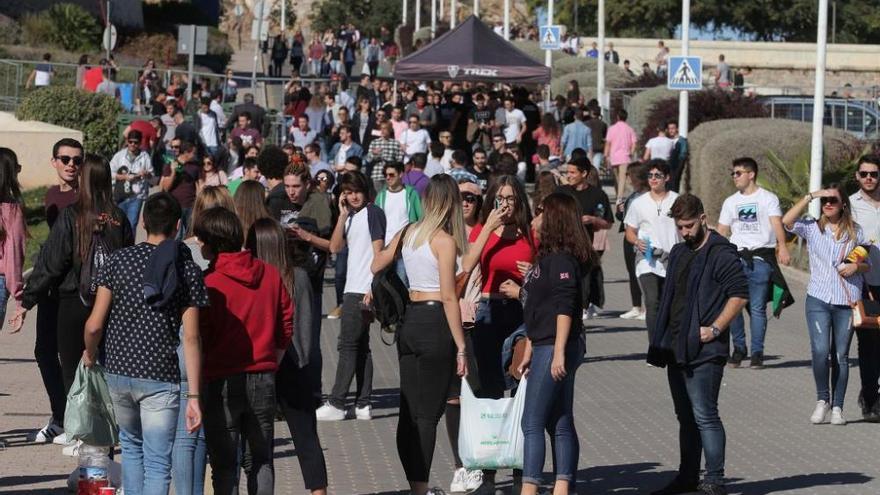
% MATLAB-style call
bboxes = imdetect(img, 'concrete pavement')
[1,228,878,494]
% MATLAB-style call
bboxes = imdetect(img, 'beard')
[683,223,707,248]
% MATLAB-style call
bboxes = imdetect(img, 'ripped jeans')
[805,294,854,408]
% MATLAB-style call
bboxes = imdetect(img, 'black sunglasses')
[462,194,478,203]
[858,171,879,179]
[127,140,140,145]
[55,155,83,166]
[820,196,840,206]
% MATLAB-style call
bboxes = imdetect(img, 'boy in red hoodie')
[194,206,294,494]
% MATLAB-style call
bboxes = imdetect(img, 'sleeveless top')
[402,239,440,292]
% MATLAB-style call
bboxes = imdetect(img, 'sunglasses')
[316,176,329,182]
[128,140,140,145]
[384,173,398,178]
[730,170,749,178]
[55,155,83,166]
[820,196,840,206]
[647,172,665,179]
[858,171,879,179]
[170,145,180,150]
[462,194,478,203]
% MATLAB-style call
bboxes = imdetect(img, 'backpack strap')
[394,223,411,261]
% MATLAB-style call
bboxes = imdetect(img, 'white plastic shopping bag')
[458,376,528,470]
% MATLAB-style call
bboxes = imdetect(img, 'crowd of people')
[2,45,880,495]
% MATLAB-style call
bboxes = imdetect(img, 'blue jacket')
[647,231,749,367]
[328,141,363,162]
[561,120,592,159]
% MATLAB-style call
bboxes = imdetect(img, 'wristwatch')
[711,325,721,338]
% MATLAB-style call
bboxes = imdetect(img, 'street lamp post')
[545,0,554,110]
[678,0,690,138]
[503,0,510,39]
[597,0,606,119]
[809,0,830,218]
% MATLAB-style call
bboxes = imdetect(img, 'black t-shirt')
[668,246,698,361]
[585,118,608,150]
[470,107,492,125]
[522,253,584,346]
[467,166,490,191]
[557,185,613,237]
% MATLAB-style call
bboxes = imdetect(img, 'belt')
[410,300,442,306]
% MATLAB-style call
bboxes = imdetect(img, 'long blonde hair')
[189,185,235,237]
[404,174,467,254]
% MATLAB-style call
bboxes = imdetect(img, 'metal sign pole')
[809,0,829,218]
[252,1,266,91]
[679,0,690,137]
[187,25,196,100]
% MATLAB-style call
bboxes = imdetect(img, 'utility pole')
[431,0,437,39]
[252,0,266,90]
[544,0,554,111]
[281,0,286,35]
[187,24,196,100]
[678,0,690,138]
[451,0,457,28]
[503,0,510,39]
[105,0,112,63]
[473,0,479,18]
[809,0,830,218]
[416,0,421,30]
[403,0,407,26]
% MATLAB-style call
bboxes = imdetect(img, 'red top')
[200,251,294,381]
[469,223,536,294]
[83,67,103,92]
[129,120,157,151]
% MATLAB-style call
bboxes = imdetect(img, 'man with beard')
[648,194,748,495]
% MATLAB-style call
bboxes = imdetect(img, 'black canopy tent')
[393,15,551,84]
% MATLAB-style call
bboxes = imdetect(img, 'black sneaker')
[750,351,765,369]
[728,348,747,368]
[650,477,699,495]
[698,482,727,495]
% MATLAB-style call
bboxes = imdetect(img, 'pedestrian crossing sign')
[539,25,562,50]
[667,56,703,90]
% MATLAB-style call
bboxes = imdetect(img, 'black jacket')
[522,253,585,346]
[23,206,134,309]
[647,231,749,367]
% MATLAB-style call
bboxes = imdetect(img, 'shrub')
[687,118,861,222]
[46,3,102,52]
[16,87,122,158]
[21,11,54,47]
[550,69,633,102]
[511,40,569,63]
[643,89,768,144]
[622,86,677,138]
[0,14,21,44]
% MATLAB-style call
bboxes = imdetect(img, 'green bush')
[21,12,54,47]
[16,87,122,158]
[550,68,632,99]
[0,14,22,44]
[511,41,569,63]
[618,85,676,138]
[688,118,861,222]
[46,3,102,52]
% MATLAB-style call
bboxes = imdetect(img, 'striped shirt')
[788,218,865,305]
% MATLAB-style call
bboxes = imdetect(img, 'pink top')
[606,121,638,166]
[0,202,25,309]
[531,127,561,157]
[391,120,408,141]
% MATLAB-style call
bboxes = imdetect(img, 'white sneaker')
[355,404,372,420]
[810,400,831,424]
[450,467,468,492]
[830,406,847,425]
[62,439,83,456]
[635,311,647,321]
[619,308,642,320]
[315,402,346,421]
[31,421,64,443]
[53,432,73,445]
[465,469,483,491]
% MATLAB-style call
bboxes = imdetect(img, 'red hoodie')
[201,251,294,382]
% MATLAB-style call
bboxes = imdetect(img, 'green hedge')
[16,87,123,158]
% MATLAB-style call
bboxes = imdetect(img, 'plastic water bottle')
[640,233,653,264]
[78,445,111,495]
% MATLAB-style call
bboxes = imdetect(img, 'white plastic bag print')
[458,376,528,470]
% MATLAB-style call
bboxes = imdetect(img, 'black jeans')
[277,354,328,490]
[857,285,880,411]
[638,273,665,344]
[397,303,455,482]
[204,372,276,495]
[328,293,373,409]
[34,294,66,424]
[368,60,379,78]
[57,296,91,394]
[623,238,642,308]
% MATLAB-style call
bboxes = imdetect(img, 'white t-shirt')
[335,143,351,167]
[718,187,782,251]
[850,191,880,286]
[645,136,674,161]
[400,128,431,160]
[425,158,445,177]
[344,204,386,294]
[199,112,219,147]
[381,189,410,243]
[503,108,526,143]
[624,191,681,277]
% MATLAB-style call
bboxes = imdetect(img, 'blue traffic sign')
[667,56,703,90]
[539,25,562,51]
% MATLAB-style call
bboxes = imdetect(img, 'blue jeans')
[176,207,193,241]
[118,197,144,232]
[667,362,726,486]
[729,258,772,354]
[805,294,854,408]
[106,374,180,495]
[521,338,585,486]
[0,274,8,325]
[172,380,206,495]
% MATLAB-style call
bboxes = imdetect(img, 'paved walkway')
[1,229,878,494]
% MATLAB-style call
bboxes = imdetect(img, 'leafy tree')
[310,0,401,37]
[47,3,102,52]
[642,89,767,144]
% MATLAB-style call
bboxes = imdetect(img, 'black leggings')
[623,237,642,307]
[277,354,328,490]
[397,302,455,482]
[57,296,91,394]
[34,295,66,424]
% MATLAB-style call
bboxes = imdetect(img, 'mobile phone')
[494,197,501,210]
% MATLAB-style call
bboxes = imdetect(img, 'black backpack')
[79,231,112,307]
[370,225,411,345]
